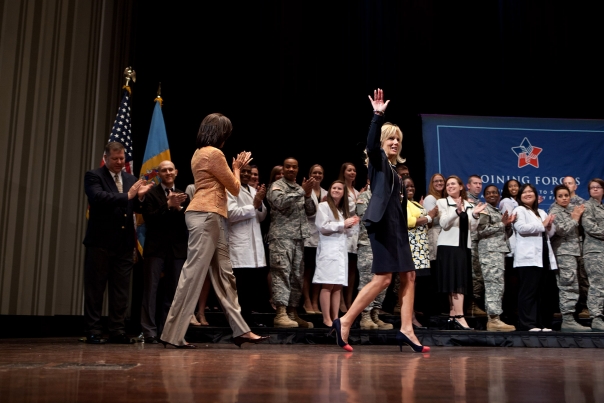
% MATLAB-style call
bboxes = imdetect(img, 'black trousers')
[84,246,134,336]
[140,256,184,338]
[517,265,549,330]
[232,267,270,323]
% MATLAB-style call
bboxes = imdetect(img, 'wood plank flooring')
[1,338,603,402]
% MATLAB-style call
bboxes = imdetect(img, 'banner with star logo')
[421,115,604,209]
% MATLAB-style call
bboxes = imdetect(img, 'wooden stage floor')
[1,338,603,402]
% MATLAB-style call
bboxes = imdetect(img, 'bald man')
[138,161,190,343]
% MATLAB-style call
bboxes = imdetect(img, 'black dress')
[436,211,472,294]
[368,164,415,274]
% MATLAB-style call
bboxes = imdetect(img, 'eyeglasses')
[590,186,603,190]
[433,180,444,183]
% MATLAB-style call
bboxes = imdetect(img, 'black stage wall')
[128,1,604,194]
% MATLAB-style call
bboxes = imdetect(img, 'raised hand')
[137,181,154,199]
[419,195,424,206]
[344,216,360,228]
[301,177,316,196]
[501,211,516,226]
[428,205,439,218]
[128,179,145,200]
[232,151,253,171]
[253,184,266,209]
[473,202,487,215]
[543,214,555,229]
[571,205,585,221]
[368,88,390,113]
[454,197,464,214]
[167,191,187,208]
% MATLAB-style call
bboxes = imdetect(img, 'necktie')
[165,188,173,196]
[114,174,123,193]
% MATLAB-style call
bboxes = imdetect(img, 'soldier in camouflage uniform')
[477,185,516,331]
[467,175,487,317]
[549,185,590,332]
[267,158,316,328]
[581,178,604,331]
[355,187,391,330]
[561,176,589,317]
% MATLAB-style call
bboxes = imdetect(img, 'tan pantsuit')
[161,212,250,345]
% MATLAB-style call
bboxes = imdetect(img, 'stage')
[1,338,603,403]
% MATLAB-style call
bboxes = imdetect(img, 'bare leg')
[399,271,420,345]
[311,283,321,312]
[303,265,314,312]
[451,292,469,327]
[320,285,334,327]
[339,293,348,313]
[331,285,343,322]
[339,273,392,343]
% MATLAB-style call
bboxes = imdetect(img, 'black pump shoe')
[449,315,473,330]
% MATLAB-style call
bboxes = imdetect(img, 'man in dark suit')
[83,142,152,344]
[139,160,189,344]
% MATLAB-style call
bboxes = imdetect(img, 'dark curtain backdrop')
[129,1,604,196]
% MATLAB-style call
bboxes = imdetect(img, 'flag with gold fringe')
[136,95,171,255]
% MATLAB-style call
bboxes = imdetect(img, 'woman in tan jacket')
[161,113,268,348]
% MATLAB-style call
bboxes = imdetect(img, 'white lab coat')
[304,187,328,248]
[499,197,519,257]
[227,185,267,268]
[313,202,356,285]
[512,206,557,270]
[346,188,360,253]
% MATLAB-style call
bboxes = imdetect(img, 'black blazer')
[83,166,139,250]
[363,114,397,227]
[139,185,190,259]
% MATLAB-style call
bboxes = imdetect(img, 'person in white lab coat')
[313,180,360,327]
[512,183,557,332]
[227,164,268,326]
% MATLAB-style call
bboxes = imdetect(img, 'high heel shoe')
[450,315,473,330]
[159,339,197,349]
[232,335,270,348]
[330,318,353,352]
[396,331,430,353]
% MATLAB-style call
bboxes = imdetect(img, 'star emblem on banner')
[511,137,542,168]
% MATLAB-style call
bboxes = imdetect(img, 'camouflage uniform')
[477,203,510,316]
[356,189,387,312]
[468,193,484,300]
[267,177,316,307]
[550,203,582,315]
[581,197,604,319]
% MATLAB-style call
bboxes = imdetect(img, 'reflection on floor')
[1,338,603,403]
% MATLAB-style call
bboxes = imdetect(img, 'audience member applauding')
[227,164,268,327]
[581,178,604,332]
[267,158,316,328]
[436,175,486,331]
[549,185,590,332]
[139,161,190,344]
[303,164,328,314]
[477,185,516,331]
[313,180,359,327]
[249,165,260,189]
[512,184,557,332]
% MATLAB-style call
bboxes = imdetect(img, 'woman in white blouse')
[313,180,359,327]
[303,164,328,314]
[512,183,557,332]
[436,175,486,330]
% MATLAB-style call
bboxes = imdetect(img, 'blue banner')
[421,115,604,210]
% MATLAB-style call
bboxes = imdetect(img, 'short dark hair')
[501,179,521,200]
[519,183,539,214]
[444,175,467,200]
[104,141,125,155]
[196,113,233,148]
[483,184,499,197]
[553,184,570,198]
[588,178,604,192]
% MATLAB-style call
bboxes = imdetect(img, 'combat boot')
[591,316,604,332]
[560,313,591,332]
[393,301,401,314]
[578,308,590,319]
[360,311,378,330]
[486,315,515,332]
[274,305,298,328]
[287,307,314,328]
[466,301,487,317]
[370,309,394,330]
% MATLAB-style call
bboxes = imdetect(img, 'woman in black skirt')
[435,175,486,330]
[333,89,428,353]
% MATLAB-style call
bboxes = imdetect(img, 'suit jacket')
[363,114,397,227]
[83,166,139,250]
[436,197,479,248]
[140,185,190,259]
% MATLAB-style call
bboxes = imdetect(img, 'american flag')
[107,87,134,173]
